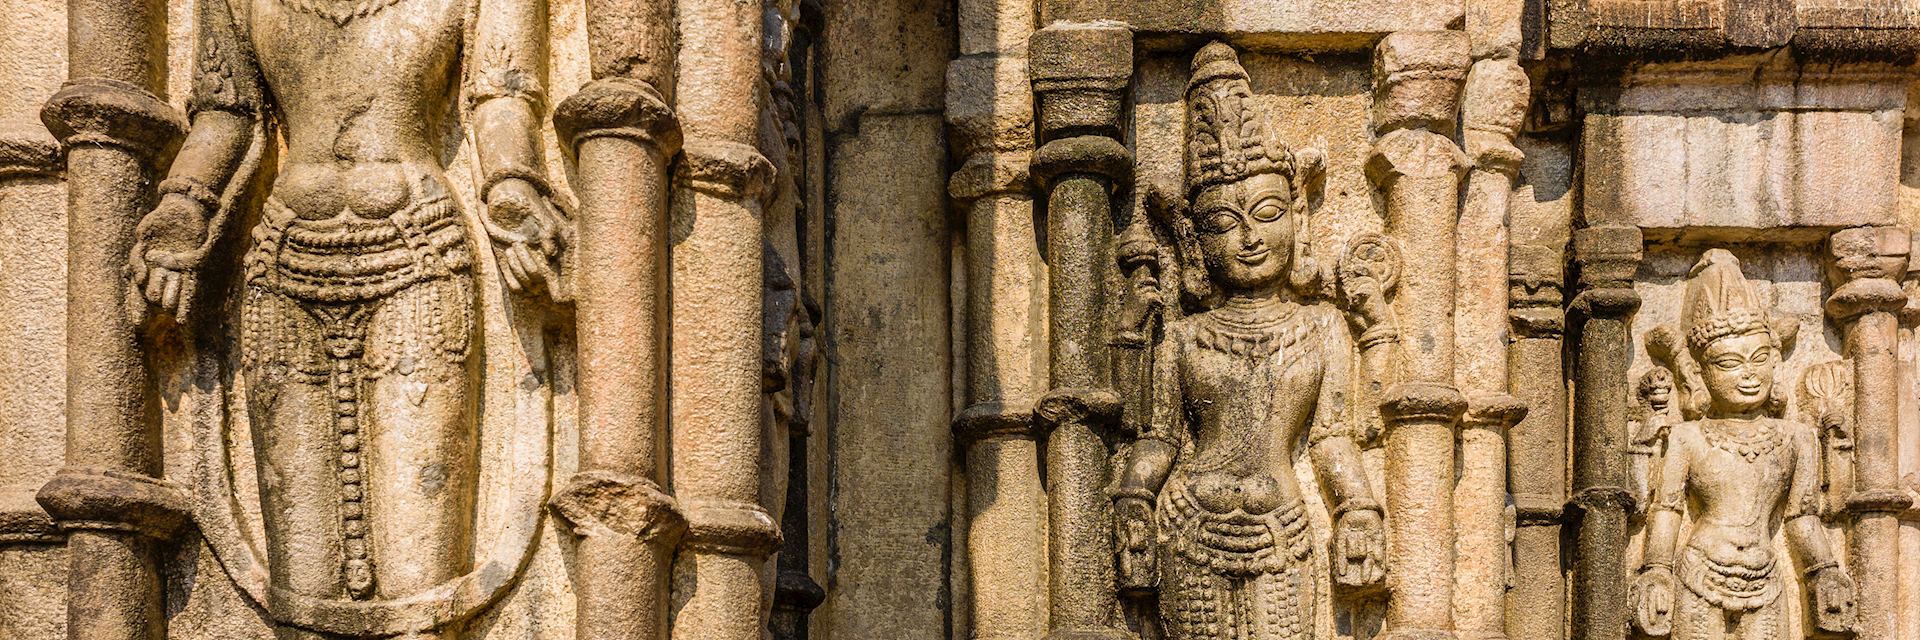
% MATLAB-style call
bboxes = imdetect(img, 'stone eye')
[1249,200,1284,223]
[1201,212,1239,234]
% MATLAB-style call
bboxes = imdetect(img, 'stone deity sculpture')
[1630,250,1856,640]
[1112,42,1386,639]
[129,0,563,637]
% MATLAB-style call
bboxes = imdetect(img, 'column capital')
[554,77,683,155]
[1034,386,1123,436]
[1461,59,1529,175]
[681,499,782,558]
[1826,226,1910,320]
[36,467,189,540]
[1570,225,1643,319]
[1031,135,1132,187]
[1509,243,1566,339]
[1380,382,1468,426]
[1029,22,1132,141]
[550,470,686,544]
[678,139,776,201]
[1372,31,1470,136]
[949,151,1033,203]
[40,78,186,166]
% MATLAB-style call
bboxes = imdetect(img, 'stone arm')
[1785,426,1857,633]
[133,0,266,318]
[1631,425,1691,636]
[1310,311,1385,590]
[468,0,568,295]
[1116,331,1182,498]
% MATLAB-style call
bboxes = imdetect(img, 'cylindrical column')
[1029,21,1132,640]
[1567,224,1642,640]
[1825,226,1912,640]
[1366,30,1470,640]
[1504,244,1567,640]
[670,0,779,635]
[548,2,685,638]
[955,404,1049,640]
[36,1,188,639]
[1453,57,1528,640]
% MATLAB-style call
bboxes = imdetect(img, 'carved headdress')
[1681,249,1773,355]
[1185,41,1298,197]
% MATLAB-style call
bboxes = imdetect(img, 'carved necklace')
[275,0,409,26]
[1699,418,1784,464]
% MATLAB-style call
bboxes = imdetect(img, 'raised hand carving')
[1111,41,1383,639]
[130,0,560,636]
[1629,249,1857,639]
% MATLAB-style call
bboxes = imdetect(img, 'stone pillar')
[1029,21,1132,640]
[548,2,685,639]
[1366,30,1469,640]
[1825,226,1912,640]
[670,0,782,637]
[1503,244,1566,640]
[34,2,188,640]
[1567,223,1641,640]
[948,1,1048,632]
[1453,55,1528,640]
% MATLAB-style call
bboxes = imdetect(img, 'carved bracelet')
[159,176,220,209]
[1111,487,1155,503]
[1332,499,1382,518]
[482,166,554,200]
[1803,560,1839,576]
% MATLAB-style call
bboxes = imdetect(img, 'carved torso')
[248,0,466,219]
[1660,417,1816,611]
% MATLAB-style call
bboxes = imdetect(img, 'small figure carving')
[1630,250,1856,639]
[132,0,562,636]
[1628,366,1675,511]
[1113,41,1385,639]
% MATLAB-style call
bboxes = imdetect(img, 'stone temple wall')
[2,1,1920,640]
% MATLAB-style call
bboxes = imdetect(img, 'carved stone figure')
[1629,249,1856,640]
[1112,42,1385,639]
[129,0,562,637]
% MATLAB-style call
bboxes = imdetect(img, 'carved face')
[1699,331,1776,417]
[1193,172,1293,293]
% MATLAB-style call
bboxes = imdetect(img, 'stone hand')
[1113,495,1155,588]
[1630,565,1676,636]
[484,178,570,297]
[132,192,211,321]
[1809,565,1857,634]
[1332,508,1386,590]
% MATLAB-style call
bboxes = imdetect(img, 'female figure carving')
[131,0,563,637]
[1112,42,1386,639]
[1630,250,1856,640]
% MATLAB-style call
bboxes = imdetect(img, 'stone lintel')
[1043,0,1460,51]
[553,77,684,155]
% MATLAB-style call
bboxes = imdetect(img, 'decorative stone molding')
[39,79,185,165]
[553,77,683,152]
[34,468,188,540]
[681,500,783,558]
[549,470,685,542]
[679,140,777,201]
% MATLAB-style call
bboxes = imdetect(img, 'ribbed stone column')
[547,2,685,638]
[1029,21,1133,640]
[1824,226,1912,640]
[1567,224,1642,640]
[35,1,189,639]
[1503,244,1566,640]
[670,0,782,637]
[1452,56,1528,640]
[1366,30,1469,640]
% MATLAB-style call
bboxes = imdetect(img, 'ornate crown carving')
[1185,41,1296,198]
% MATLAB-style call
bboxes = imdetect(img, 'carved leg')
[363,278,476,632]
[1669,587,1725,640]
[1157,553,1229,640]
[242,289,345,640]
